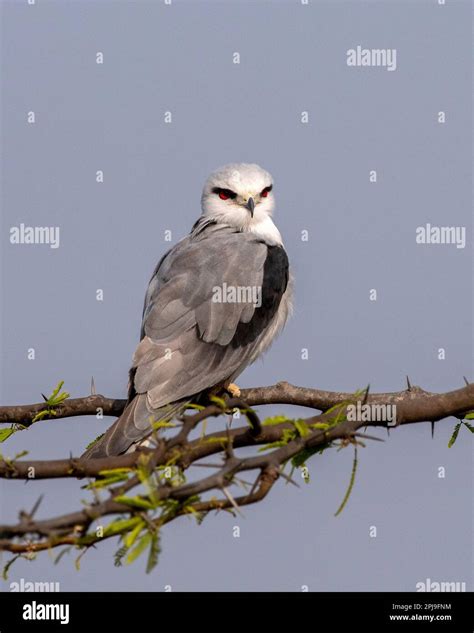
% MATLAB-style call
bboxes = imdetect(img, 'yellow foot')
[226,383,241,398]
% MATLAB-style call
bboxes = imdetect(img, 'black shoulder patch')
[231,244,289,348]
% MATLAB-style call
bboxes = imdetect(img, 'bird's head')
[201,163,275,230]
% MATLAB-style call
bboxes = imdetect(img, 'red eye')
[261,185,272,198]
[213,187,236,200]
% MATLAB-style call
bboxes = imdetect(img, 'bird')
[82,163,292,459]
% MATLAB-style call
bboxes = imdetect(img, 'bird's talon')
[226,383,241,398]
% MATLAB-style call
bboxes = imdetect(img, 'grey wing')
[82,224,290,458]
[133,224,288,410]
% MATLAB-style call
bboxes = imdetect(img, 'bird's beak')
[246,197,255,217]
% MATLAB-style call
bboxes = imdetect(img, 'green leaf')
[13,450,29,460]
[308,422,330,430]
[181,495,201,518]
[115,495,155,510]
[0,427,16,443]
[126,532,152,565]
[146,532,161,573]
[201,436,229,445]
[98,468,132,477]
[448,422,462,448]
[136,454,152,481]
[258,427,297,452]
[185,403,205,411]
[31,409,55,423]
[262,415,292,426]
[331,406,348,427]
[46,380,70,405]
[136,454,153,488]
[31,381,70,423]
[463,421,474,433]
[123,520,146,549]
[323,401,347,416]
[258,440,288,452]
[293,419,310,437]
[85,473,130,489]
[74,552,83,571]
[323,389,366,428]
[114,544,129,567]
[84,433,105,451]
[291,445,326,469]
[209,395,227,409]
[2,554,21,580]
[334,447,358,517]
[463,412,474,420]
[103,516,143,538]
[151,420,176,431]
[49,380,64,400]
[53,546,73,566]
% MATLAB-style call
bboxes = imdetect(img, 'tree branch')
[1,381,472,426]
[0,380,472,566]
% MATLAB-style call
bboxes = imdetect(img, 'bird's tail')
[81,394,186,459]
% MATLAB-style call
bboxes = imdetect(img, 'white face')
[201,163,275,229]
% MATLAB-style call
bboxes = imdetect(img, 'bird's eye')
[212,187,236,201]
[261,185,273,198]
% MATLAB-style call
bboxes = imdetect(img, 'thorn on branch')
[222,487,244,517]
[224,424,234,459]
[362,384,370,405]
[29,495,44,520]
[278,467,300,488]
[248,471,263,499]
[353,432,384,443]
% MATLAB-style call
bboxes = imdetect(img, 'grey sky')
[1,0,472,591]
